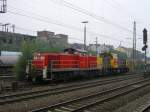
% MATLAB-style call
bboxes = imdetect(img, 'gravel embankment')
[86,83,150,112]
[0,77,142,112]
[0,76,112,94]
[114,89,150,112]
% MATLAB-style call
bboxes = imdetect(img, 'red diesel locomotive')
[26,48,129,82]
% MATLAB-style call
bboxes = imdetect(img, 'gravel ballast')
[0,77,143,112]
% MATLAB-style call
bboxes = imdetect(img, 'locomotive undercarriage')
[29,67,129,83]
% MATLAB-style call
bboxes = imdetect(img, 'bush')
[14,41,33,80]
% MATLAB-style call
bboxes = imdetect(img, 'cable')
[6,4,134,46]
[7,10,81,31]
[48,0,133,33]
[8,6,81,32]
[7,10,133,45]
[7,6,133,44]
[48,0,143,38]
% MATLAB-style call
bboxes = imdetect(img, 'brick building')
[37,30,68,48]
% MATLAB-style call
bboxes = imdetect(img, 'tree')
[111,50,127,59]
[14,41,33,80]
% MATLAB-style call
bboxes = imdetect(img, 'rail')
[0,73,141,105]
[134,102,150,112]
[31,77,150,112]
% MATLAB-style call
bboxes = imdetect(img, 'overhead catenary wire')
[48,0,143,38]
[48,0,133,33]
[104,0,134,20]
[8,7,81,32]
[7,6,133,45]
[7,10,132,45]
[11,0,138,41]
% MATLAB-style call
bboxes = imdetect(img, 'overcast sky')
[1,0,150,53]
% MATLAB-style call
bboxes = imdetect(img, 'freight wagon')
[0,51,22,73]
[26,48,129,82]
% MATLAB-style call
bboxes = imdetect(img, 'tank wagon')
[26,48,129,82]
[0,51,22,66]
[0,51,22,73]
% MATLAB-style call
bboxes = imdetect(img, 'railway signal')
[142,45,148,51]
[143,28,147,44]
[142,28,148,73]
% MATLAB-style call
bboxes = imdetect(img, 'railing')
[49,60,97,70]
[32,59,97,80]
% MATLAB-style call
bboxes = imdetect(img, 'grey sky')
[1,0,150,53]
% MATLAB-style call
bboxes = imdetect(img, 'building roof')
[64,48,87,53]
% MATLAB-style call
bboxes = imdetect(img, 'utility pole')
[132,21,136,70]
[134,21,136,63]
[0,0,7,13]
[82,21,88,50]
[95,37,98,55]
[119,41,122,52]
[12,24,15,33]
[119,41,122,47]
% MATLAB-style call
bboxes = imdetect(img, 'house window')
[3,39,7,43]
[9,39,13,44]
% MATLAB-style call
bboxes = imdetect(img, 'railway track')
[0,73,142,105]
[142,105,150,112]
[0,75,15,79]
[137,102,150,112]
[31,77,150,112]
[0,65,13,74]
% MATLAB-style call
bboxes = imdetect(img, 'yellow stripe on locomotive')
[110,53,118,69]
[111,58,118,68]
[97,56,102,69]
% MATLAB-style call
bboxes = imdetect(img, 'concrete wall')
[0,31,36,51]
[0,30,69,51]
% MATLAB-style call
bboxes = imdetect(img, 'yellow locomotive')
[97,52,129,74]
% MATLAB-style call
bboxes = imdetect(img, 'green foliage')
[14,56,27,80]
[30,39,64,53]
[111,50,127,59]
[14,41,33,80]
[88,50,97,56]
